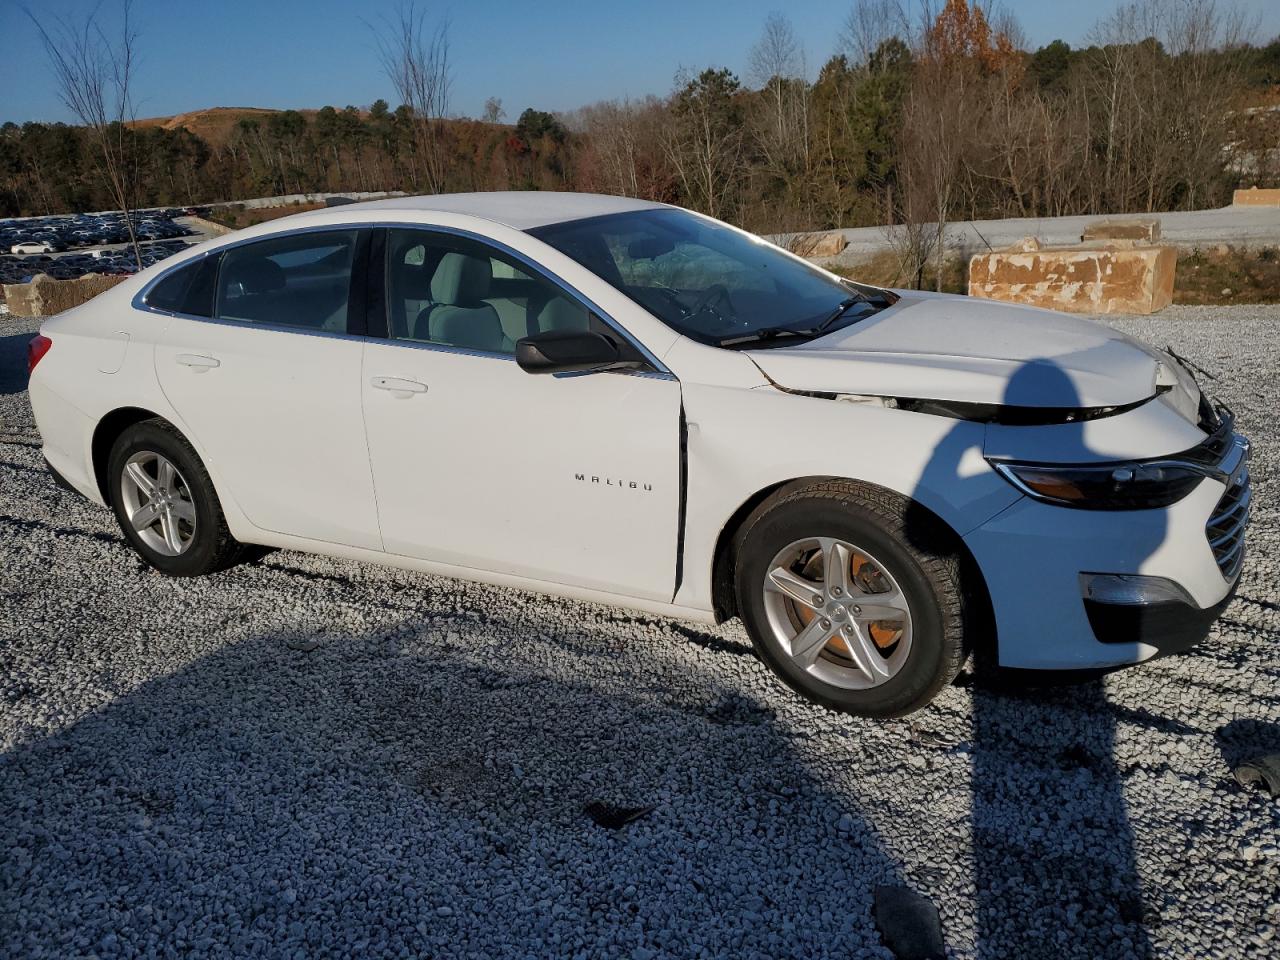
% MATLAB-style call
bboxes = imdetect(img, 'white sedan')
[27,193,1250,715]
[11,241,55,255]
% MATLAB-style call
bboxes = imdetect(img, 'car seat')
[415,252,506,353]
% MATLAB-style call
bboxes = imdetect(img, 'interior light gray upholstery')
[415,252,507,352]
[429,253,492,306]
[536,296,591,333]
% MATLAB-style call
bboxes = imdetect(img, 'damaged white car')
[27,193,1250,716]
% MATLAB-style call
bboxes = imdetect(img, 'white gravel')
[2,305,1278,959]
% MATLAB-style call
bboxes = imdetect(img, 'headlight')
[988,459,1206,510]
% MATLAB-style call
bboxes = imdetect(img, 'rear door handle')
[371,376,428,398]
[176,353,220,371]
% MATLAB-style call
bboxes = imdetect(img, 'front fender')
[676,382,1020,611]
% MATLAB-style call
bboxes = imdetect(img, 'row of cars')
[0,209,209,287]
[0,239,194,286]
[3,208,205,255]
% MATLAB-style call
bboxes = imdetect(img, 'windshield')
[529,208,891,348]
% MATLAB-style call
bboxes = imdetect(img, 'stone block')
[785,231,849,259]
[2,273,129,318]
[968,244,1177,315]
[1233,187,1280,207]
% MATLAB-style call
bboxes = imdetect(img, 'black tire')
[106,419,243,576]
[734,480,968,717]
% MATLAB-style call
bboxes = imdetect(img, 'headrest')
[224,257,285,295]
[398,263,434,300]
[430,252,491,306]
[537,296,590,333]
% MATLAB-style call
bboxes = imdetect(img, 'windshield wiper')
[812,295,866,335]
[716,291,888,348]
[717,326,817,348]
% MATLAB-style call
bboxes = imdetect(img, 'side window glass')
[145,256,216,317]
[385,229,593,355]
[215,231,358,332]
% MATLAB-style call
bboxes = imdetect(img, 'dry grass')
[209,203,326,230]
[1174,246,1280,305]
[827,251,969,294]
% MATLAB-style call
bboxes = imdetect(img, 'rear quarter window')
[143,256,217,317]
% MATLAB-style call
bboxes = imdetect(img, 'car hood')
[746,292,1193,411]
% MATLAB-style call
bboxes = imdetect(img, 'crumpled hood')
[747,292,1195,410]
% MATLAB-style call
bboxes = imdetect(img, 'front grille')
[1206,454,1250,580]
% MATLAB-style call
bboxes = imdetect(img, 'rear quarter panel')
[30,284,255,537]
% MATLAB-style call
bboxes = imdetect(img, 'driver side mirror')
[516,330,621,374]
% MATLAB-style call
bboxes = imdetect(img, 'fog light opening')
[1079,573,1195,607]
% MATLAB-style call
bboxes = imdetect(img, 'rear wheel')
[735,481,968,717]
[107,419,242,576]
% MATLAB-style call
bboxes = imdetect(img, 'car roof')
[315,191,670,230]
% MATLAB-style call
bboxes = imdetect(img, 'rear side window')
[215,231,359,333]
[144,256,217,317]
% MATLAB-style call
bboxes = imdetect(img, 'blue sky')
[3,0,1279,125]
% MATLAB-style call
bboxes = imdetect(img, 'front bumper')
[964,430,1250,671]
[1083,581,1238,657]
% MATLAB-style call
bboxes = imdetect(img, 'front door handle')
[176,353,220,372]
[371,376,428,398]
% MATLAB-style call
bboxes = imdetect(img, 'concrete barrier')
[208,190,407,211]
[175,215,233,237]
[968,239,1177,315]
[2,273,129,318]
[1081,218,1161,243]
[1233,187,1280,207]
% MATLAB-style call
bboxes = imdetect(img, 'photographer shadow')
[908,358,1163,958]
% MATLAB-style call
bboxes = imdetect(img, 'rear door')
[153,228,382,550]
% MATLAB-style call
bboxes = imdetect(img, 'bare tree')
[749,12,804,88]
[662,68,745,220]
[482,96,505,124]
[570,97,671,200]
[1085,0,1254,213]
[841,0,909,70]
[747,12,812,186]
[373,1,452,193]
[26,0,143,267]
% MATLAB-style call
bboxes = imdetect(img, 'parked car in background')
[25,193,1251,716]
[11,241,54,255]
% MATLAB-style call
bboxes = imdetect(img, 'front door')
[361,228,682,601]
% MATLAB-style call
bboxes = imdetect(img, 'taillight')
[27,334,52,375]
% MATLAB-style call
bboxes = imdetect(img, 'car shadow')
[0,615,920,958]
[1215,718,1280,774]
[907,358,1164,958]
[0,330,34,397]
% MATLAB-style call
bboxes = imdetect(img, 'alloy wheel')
[761,536,913,690]
[119,451,197,556]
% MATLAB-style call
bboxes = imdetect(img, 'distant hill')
[131,107,330,147]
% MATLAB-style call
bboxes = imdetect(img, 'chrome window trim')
[132,220,673,377]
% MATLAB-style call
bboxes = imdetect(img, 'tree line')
[3,1,1277,255]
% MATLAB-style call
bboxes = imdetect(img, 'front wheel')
[734,481,969,717]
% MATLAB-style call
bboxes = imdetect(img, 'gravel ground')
[1,304,1278,959]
